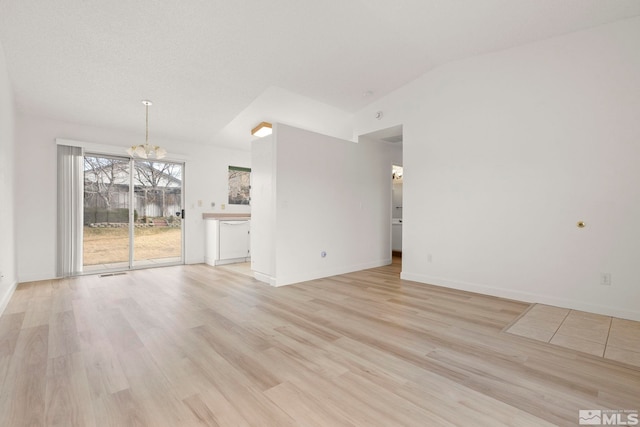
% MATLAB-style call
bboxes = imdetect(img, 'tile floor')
[506,304,640,368]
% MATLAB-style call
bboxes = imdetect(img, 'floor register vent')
[99,272,127,278]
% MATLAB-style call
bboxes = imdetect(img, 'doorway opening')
[392,164,403,258]
[358,125,403,272]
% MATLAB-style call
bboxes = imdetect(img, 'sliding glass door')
[82,154,183,273]
[132,160,183,267]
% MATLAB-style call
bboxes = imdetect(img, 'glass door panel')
[83,155,131,272]
[132,160,183,267]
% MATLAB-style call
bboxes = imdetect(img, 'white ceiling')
[1,0,639,151]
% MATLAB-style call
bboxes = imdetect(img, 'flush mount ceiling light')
[126,100,167,159]
[251,121,272,137]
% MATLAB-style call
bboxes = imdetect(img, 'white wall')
[15,114,250,282]
[250,134,276,284]
[252,123,400,286]
[0,40,17,314]
[354,17,640,321]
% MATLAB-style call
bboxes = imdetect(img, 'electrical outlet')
[221,204,226,210]
[197,200,202,207]
[600,273,612,286]
[427,254,432,263]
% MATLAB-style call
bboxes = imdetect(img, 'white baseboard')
[214,257,251,266]
[0,280,18,317]
[253,271,277,286]
[400,272,640,322]
[274,258,392,287]
[16,272,55,283]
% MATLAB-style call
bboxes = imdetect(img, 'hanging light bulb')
[126,100,166,159]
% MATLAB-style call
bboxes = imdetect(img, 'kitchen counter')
[202,213,251,220]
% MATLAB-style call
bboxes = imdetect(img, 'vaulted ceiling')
[1,0,639,150]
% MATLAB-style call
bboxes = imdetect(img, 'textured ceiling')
[1,0,639,150]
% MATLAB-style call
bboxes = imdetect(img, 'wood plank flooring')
[0,260,638,426]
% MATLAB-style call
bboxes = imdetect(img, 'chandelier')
[126,100,167,159]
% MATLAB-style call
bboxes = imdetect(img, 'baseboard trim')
[274,259,392,287]
[0,280,19,317]
[400,272,640,322]
[253,271,277,286]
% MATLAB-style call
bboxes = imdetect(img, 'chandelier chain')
[126,100,166,159]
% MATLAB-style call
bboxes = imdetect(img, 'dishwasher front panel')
[219,220,250,260]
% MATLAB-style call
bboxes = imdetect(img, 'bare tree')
[133,161,181,217]
[84,156,129,209]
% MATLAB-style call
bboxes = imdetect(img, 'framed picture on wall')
[228,166,251,205]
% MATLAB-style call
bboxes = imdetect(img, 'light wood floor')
[0,260,638,426]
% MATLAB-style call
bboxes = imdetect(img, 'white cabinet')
[205,219,251,266]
